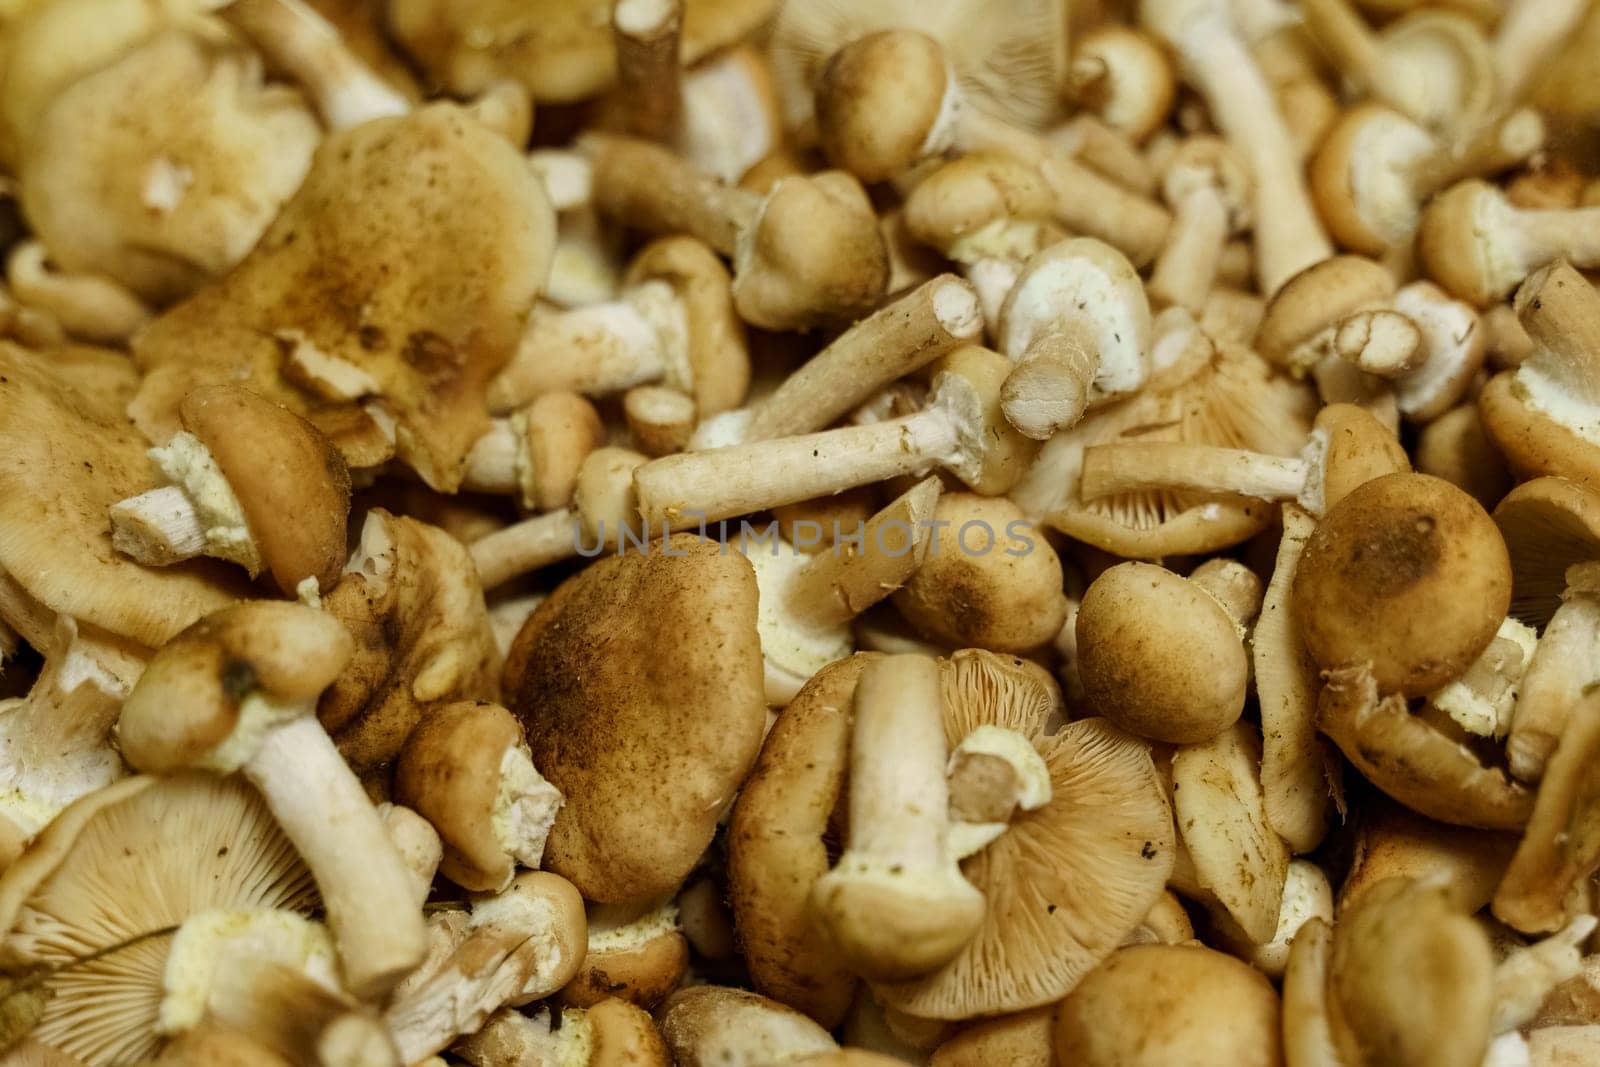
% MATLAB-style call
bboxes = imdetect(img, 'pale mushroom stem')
[945,725,1053,860]
[244,713,427,998]
[1296,0,1381,86]
[1148,181,1231,311]
[461,419,522,496]
[218,0,411,130]
[1493,0,1591,103]
[110,485,211,564]
[1405,109,1545,202]
[613,0,684,142]
[1508,217,1600,304]
[1506,564,1600,784]
[1515,260,1600,408]
[1053,115,1158,197]
[1000,327,1102,440]
[470,510,577,590]
[1080,441,1309,504]
[781,478,941,631]
[1038,154,1172,268]
[586,134,758,256]
[489,299,669,410]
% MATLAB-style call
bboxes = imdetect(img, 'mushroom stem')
[109,431,263,576]
[1493,0,1591,103]
[1296,0,1382,88]
[469,510,578,590]
[243,711,428,998]
[1000,319,1104,440]
[1507,565,1600,784]
[809,654,984,982]
[218,0,410,130]
[110,485,212,564]
[586,134,758,256]
[1080,441,1311,505]
[1515,260,1600,409]
[488,293,675,410]
[6,241,149,344]
[1148,178,1231,311]
[612,0,684,142]
[945,725,1053,860]
[1050,115,1159,197]
[1404,109,1546,201]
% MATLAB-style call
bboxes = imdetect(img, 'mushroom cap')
[928,345,1041,496]
[927,1006,1054,1066]
[0,342,247,647]
[1493,476,1600,627]
[1011,327,1316,557]
[504,534,766,903]
[1478,373,1600,491]
[1070,25,1175,143]
[0,774,319,1064]
[131,104,555,490]
[1076,561,1247,744]
[1390,281,1487,421]
[558,912,690,1010]
[1340,799,1517,914]
[874,652,1174,1020]
[999,238,1153,404]
[1294,472,1511,696]
[890,494,1067,653]
[814,30,949,183]
[1313,401,1412,513]
[1310,104,1436,257]
[656,985,838,1067]
[18,28,319,305]
[623,236,749,416]
[902,153,1054,259]
[179,385,351,595]
[1162,135,1252,225]
[119,601,353,774]
[1052,944,1282,1067]
[393,700,524,893]
[318,510,502,773]
[1417,180,1520,306]
[1255,255,1398,370]
[728,654,876,1029]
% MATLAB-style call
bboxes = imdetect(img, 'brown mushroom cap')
[728,654,877,1029]
[890,494,1067,653]
[815,30,948,184]
[1417,180,1517,306]
[1314,402,1412,512]
[1493,476,1600,627]
[179,385,351,595]
[504,534,765,902]
[1478,374,1600,491]
[1052,944,1282,1067]
[1294,472,1511,696]
[623,236,749,416]
[1255,255,1397,370]
[1340,799,1517,913]
[902,153,1055,257]
[1076,561,1248,744]
[656,985,837,1066]
[0,342,247,647]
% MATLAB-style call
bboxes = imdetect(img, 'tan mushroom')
[655,985,838,1067]
[556,898,687,1010]
[1416,404,1512,510]
[1421,185,1600,307]
[1339,799,1517,913]
[1148,136,1254,314]
[1069,24,1177,144]
[461,391,605,511]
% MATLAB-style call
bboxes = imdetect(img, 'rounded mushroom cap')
[1052,944,1282,1067]
[928,1006,1054,1066]
[120,601,352,773]
[815,30,950,184]
[394,700,523,892]
[1255,255,1398,369]
[1493,476,1600,627]
[624,236,749,416]
[1479,372,1600,492]
[1076,561,1248,744]
[1310,104,1436,256]
[890,494,1067,653]
[180,385,351,595]
[1391,281,1487,421]
[1162,135,1252,226]
[1417,180,1518,305]
[559,922,689,1010]
[1070,25,1175,143]
[504,534,765,902]
[656,985,838,1067]
[1312,402,1411,513]
[902,153,1055,257]
[1294,472,1511,696]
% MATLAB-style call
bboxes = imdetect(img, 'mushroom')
[1312,104,1545,257]
[109,385,350,598]
[394,701,563,894]
[117,601,427,997]
[1147,136,1253,314]
[1420,184,1600,307]
[3,241,149,345]
[808,654,985,982]
[728,654,875,1028]
[927,1007,1054,1067]
[528,148,626,308]
[871,653,1174,1019]
[1417,404,1512,509]
[487,236,748,417]
[130,104,555,490]
[1388,281,1489,422]
[655,985,839,1067]
[1076,560,1257,745]
[995,237,1153,440]
[461,391,605,510]
[1141,0,1333,294]
[584,132,888,331]
[453,999,670,1066]
[318,510,501,774]
[1478,261,1600,489]
[1052,944,1283,1067]
[1212,858,1334,979]
[635,346,1036,530]
[1281,917,1341,1067]
[1339,800,1517,914]
[1078,401,1411,518]
[503,534,765,903]
[557,898,687,1010]
[1045,113,1159,198]
[1493,0,1594,104]
[624,387,697,457]
[1294,472,1511,697]
[16,24,321,305]
[1068,24,1178,145]
[0,342,248,651]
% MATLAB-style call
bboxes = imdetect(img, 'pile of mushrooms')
[5,0,1600,1064]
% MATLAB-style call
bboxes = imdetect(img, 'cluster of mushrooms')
[5,0,1600,1063]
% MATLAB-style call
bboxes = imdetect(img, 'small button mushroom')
[634,346,1038,530]
[462,391,605,510]
[1388,280,1489,422]
[488,236,748,417]
[1076,560,1253,744]
[558,898,688,1010]
[656,986,839,1067]
[394,701,563,894]
[890,494,1067,654]
[1421,183,1600,307]
[995,238,1153,440]
[1478,261,1600,489]
[585,132,887,330]
[110,385,351,597]
[1053,944,1283,1067]
[1294,472,1512,697]
[1068,24,1178,145]
[1148,136,1253,313]
[1141,0,1333,294]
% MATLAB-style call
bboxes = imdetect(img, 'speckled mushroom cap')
[131,103,555,490]
[179,385,351,596]
[873,651,1174,1020]
[1493,476,1600,627]
[0,342,247,649]
[622,236,749,416]
[504,534,766,903]
[1294,472,1511,697]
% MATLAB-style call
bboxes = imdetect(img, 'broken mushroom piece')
[110,385,350,598]
[1388,281,1489,422]
[117,601,426,997]
[462,391,605,511]
[394,701,563,894]
[585,132,888,331]
[1213,858,1334,979]
[1147,136,1253,313]
[809,654,985,983]
[4,240,149,345]
[1421,182,1600,307]
[558,898,687,1009]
